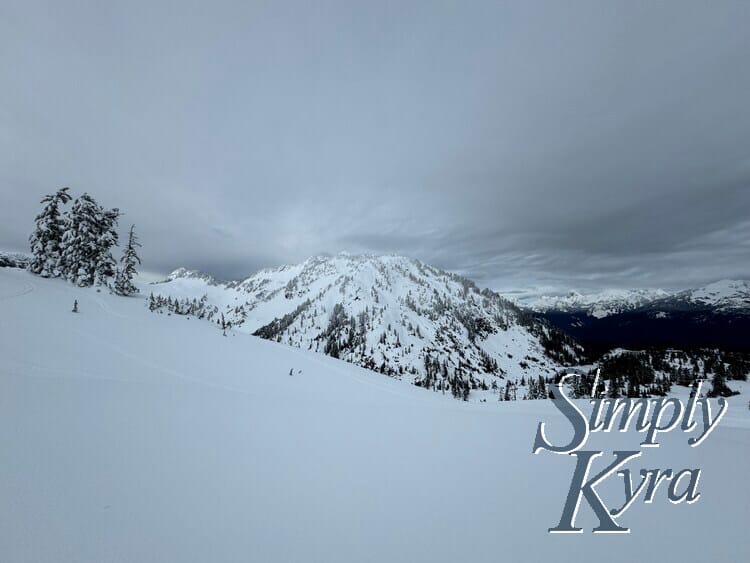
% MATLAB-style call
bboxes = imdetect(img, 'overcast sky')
[1,1,749,292]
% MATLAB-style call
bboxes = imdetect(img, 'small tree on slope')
[28,187,72,277]
[113,225,141,296]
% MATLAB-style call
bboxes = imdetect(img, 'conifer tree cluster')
[581,349,749,399]
[28,188,141,293]
[414,351,495,400]
[524,375,549,400]
[148,293,217,319]
[147,293,248,336]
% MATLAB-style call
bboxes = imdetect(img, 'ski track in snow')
[1,358,129,383]
[90,293,130,319]
[69,325,259,395]
[0,278,34,300]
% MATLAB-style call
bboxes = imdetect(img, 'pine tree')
[28,187,72,277]
[113,225,141,296]
[59,194,105,286]
[94,208,120,286]
[709,368,729,398]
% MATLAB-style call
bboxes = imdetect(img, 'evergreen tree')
[94,208,120,286]
[59,194,120,287]
[28,187,72,277]
[503,382,512,401]
[59,194,104,286]
[709,368,730,398]
[527,378,537,399]
[113,225,141,296]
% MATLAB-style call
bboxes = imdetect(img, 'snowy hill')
[2,267,749,563]
[150,254,584,395]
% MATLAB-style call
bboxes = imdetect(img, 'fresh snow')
[1,267,749,562]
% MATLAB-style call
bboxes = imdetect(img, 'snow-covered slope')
[2,268,749,563]
[150,254,584,393]
[521,288,670,318]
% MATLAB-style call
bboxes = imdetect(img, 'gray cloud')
[1,1,749,290]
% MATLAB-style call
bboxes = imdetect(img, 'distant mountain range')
[519,280,750,316]
[519,288,672,318]
[518,280,750,353]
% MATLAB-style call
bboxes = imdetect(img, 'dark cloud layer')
[1,1,749,291]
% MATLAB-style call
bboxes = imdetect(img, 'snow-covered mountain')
[518,280,750,318]
[525,279,750,353]
[4,266,748,562]
[163,267,225,286]
[521,288,670,318]
[150,254,584,394]
[672,279,750,313]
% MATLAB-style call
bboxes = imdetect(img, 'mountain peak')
[150,253,584,392]
[160,267,223,286]
[679,279,750,310]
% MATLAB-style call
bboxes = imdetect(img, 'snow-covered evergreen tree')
[708,365,730,398]
[28,187,72,277]
[113,225,141,296]
[59,193,106,286]
[94,208,120,286]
